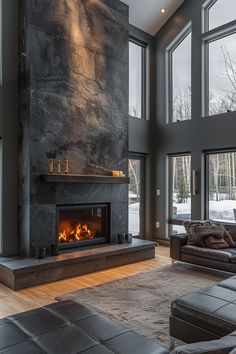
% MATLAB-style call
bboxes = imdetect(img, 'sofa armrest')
[172,331,236,354]
[170,234,188,261]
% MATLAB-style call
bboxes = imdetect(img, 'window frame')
[166,22,192,124]
[205,149,236,223]
[129,37,147,120]
[128,154,146,238]
[202,0,236,117]
[167,152,192,237]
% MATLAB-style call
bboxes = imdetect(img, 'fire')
[59,223,94,243]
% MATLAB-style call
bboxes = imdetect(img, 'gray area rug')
[57,264,228,347]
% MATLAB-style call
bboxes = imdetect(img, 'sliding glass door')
[169,154,191,235]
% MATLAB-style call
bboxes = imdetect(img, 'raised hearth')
[0,240,156,290]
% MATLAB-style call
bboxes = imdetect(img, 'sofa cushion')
[223,224,236,242]
[172,330,236,354]
[171,285,236,337]
[218,276,236,291]
[223,230,236,248]
[0,300,169,354]
[181,245,233,262]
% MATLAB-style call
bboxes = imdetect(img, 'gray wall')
[19,0,129,256]
[0,0,18,255]
[154,0,236,241]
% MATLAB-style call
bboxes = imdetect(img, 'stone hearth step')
[0,239,156,290]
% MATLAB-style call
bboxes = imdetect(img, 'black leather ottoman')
[0,300,169,354]
[170,276,236,344]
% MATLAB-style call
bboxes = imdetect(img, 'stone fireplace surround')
[18,0,129,257]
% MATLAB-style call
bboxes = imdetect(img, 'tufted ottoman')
[0,300,168,354]
[170,275,236,344]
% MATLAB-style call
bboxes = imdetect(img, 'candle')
[64,160,69,174]
[49,159,54,174]
[56,160,61,174]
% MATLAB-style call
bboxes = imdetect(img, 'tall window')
[166,24,192,123]
[206,151,236,223]
[129,40,146,119]
[204,0,236,31]
[203,0,236,116]
[169,155,191,235]
[129,157,145,237]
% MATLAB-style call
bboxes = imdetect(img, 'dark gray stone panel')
[19,0,129,256]
[30,204,57,256]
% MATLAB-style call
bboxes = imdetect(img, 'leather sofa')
[1,299,236,354]
[170,275,236,347]
[0,300,168,354]
[170,223,236,272]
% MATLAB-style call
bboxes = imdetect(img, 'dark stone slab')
[0,240,156,290]
[18,0,129,256]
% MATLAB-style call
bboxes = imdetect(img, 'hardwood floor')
[0,245,170,318]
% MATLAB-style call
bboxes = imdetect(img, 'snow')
[173,199,236,226]
[209,200,236,222]
[129,199,236,237]
[129,202,140,236]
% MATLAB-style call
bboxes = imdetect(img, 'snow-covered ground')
[174,200,236,223]
[129,202,140,236]
[172,199,236,234]
[209,200,236,222]
[129,199,236,237]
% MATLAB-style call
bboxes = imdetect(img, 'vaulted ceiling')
[120,0,185,35]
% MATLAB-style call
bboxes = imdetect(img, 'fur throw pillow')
[184,222,226,247]
[205,235,229,249]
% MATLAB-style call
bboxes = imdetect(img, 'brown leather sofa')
[170,223,236,272]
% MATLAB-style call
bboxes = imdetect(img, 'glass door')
[169,154,191,235]
[128,156,145,238]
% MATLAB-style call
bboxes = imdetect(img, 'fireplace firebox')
[57,204,110,249]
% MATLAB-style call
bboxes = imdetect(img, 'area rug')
[57,264,229,347]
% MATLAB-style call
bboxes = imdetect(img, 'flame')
[59,223,94,243]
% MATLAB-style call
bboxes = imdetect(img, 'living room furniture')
[172,331,236,354]
[0,300,168,354]
[170,274,236,345]
[170,223,236,272]
[1,299,236,354]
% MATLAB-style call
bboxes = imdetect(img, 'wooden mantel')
[40,174,130,184]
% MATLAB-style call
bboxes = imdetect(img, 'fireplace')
[57,204,110,249]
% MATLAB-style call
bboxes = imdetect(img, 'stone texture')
[0,240,156,290]
[18,0,129,256]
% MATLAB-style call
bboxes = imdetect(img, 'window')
[206,151,236,223]
[166,24,192,123]
[205,33,236,116]
[204,0,236,32]
[129,40,146,118]
[129,157,145,237]
[169,155,191,235]
[203,0,236,116]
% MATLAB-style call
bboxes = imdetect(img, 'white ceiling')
[120,0,185,36]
